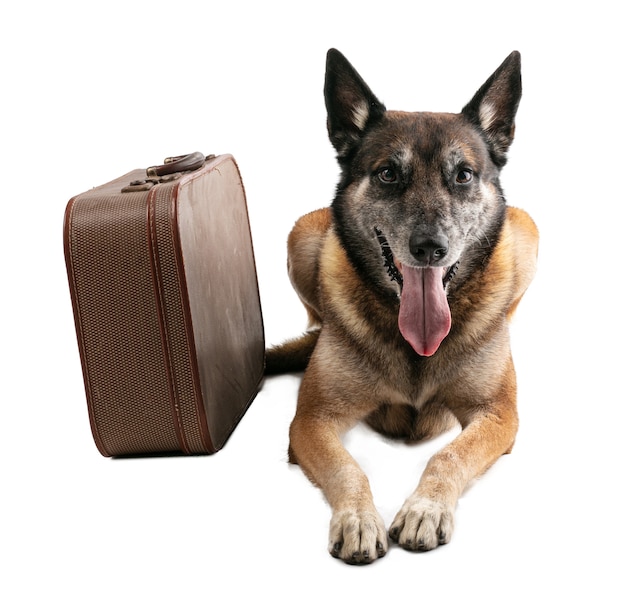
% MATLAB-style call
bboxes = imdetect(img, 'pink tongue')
[398,266,451,356]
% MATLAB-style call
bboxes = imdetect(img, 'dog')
[265,49,538,564]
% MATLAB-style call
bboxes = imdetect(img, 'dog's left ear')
[324,49,386,158]
[462,51,522,167]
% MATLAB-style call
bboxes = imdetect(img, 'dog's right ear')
[324,49,386,158]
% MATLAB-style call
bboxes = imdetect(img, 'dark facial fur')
[326,50,521,303]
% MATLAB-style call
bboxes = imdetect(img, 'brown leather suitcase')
[64,153,264,457]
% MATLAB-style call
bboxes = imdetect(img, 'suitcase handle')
[146,152,206,178]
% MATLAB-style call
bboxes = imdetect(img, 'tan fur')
[283,206,538,563]
[287,209,331,326]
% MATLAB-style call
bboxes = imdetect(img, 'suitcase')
[64,152,265,457]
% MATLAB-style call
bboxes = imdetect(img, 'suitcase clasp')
[121,152,215,193]
[121,173,185,193]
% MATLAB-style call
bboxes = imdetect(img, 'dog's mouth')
[375,228,459,357]
[375,228,459,289]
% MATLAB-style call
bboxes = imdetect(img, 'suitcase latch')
[121,173,182,193]
[121,152,215,193]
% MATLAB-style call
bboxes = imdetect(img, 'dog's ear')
[324,49,386,157]
[462,51,522,167]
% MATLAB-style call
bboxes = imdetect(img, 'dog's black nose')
[409,232,449,265]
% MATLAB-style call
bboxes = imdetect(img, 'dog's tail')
[264,329,320,375]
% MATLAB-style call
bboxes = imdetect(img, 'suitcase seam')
[147,187,191,454]
[170,172,215,453]
[159,180,214,453]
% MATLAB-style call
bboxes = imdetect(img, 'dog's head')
[325,49,522,356]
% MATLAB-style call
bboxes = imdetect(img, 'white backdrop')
[2,1,624,604]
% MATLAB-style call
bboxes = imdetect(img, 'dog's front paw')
[328,508,388,564]
[389,497,454,551]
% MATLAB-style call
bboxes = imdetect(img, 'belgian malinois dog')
[266,49,538,564]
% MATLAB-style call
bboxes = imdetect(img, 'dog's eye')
[456,169,473,184]
[377,167,397,183]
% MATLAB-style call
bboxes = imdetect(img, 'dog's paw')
[328,508,388,564]
[389,497,454,551]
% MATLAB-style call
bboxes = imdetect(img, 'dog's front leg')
[389,396,518,551]
[289,376,388,564]
[290,415,388,564]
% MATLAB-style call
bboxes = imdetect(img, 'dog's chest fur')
[319,229,457,405]
[316,222,517,410]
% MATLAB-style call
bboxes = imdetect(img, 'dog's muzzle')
[374,228,459,290]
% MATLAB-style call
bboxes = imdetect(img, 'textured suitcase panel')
[64,155,263,456]
[65,185,182,455]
